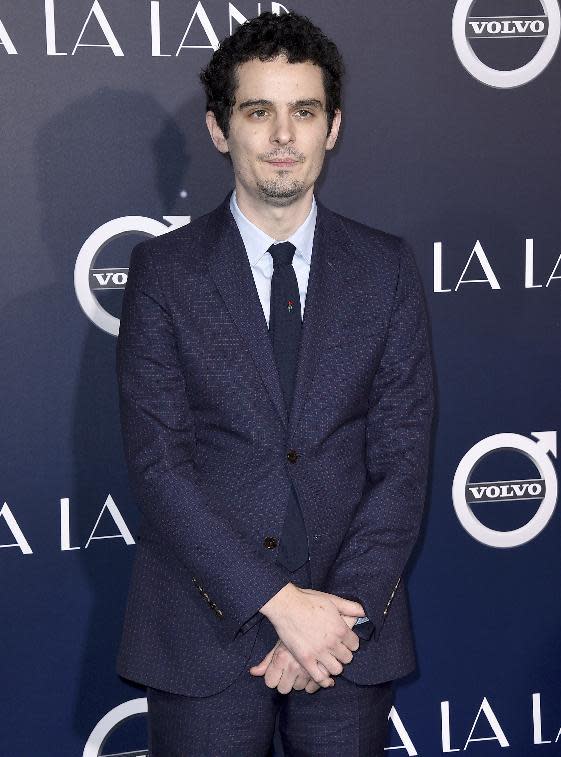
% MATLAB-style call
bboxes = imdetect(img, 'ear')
[325,109,342,151]
[205,111,229,154]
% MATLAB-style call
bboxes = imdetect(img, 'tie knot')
[268,241,296,269]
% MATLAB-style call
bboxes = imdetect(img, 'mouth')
[266,159,299,168]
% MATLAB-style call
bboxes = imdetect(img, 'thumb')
[329,594,365,617]
[248,645,276,676]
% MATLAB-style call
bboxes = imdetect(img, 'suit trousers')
[146,559,394,756]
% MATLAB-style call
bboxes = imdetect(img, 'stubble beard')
[256,175,308,207]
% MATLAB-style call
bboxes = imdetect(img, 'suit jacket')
[115,191,435,697]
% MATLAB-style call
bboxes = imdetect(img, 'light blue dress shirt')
[229,189,315,326]
[229,189,369,626]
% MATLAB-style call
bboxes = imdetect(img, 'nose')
[269,111,295,146]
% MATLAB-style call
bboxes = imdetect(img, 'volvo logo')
[452,431,558,547]
[74,215,189,336]
[83,698,148,757]
[452,0,561,87]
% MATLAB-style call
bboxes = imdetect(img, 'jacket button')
[263,536,278,549]
[287,449,298,463]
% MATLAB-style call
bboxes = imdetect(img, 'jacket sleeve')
[116,240,292,643]
[353,616,374,640]
[322,237,435,643]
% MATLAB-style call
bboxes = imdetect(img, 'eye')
[250,109,268,118]
[295,109,313,118]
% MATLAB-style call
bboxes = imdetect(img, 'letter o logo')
[83,698,147,757]
[452,0,561,87]
[452,432,558,548]
[74,215,188,336]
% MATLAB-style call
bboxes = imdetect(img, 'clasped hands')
[249,583,365,695]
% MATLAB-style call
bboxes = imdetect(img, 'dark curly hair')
[199,11,344,139]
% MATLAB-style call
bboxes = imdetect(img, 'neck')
[234,182,314,240]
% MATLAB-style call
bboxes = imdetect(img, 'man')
[116,11,434,756]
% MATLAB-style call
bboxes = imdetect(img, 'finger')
[263,648,285,690]
[296,651,335,687]
[301,589,365,617]
[317,652,343,677]
[331,639,354,665]
[343,627,361,652]
[264,642,287,689]
[312,659,335,687]
[271,648,301,695]
[328,594,365,617]
[249,653,271,676]
[305,678,321,694]
[341,613,361,628]
[248,645,276,676]
[291,670,310,691]
[276,666,298,695]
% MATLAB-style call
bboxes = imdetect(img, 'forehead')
[233,56,325,103]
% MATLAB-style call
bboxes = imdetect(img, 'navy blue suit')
[116,191,434,701]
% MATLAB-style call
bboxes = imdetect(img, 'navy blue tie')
[268,241,309,571]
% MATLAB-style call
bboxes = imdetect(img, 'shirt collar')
[229,189,316,268]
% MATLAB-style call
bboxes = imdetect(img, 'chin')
[256,179,308,206]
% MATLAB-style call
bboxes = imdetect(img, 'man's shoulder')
[128,199,228,270]
[321,204,405,263]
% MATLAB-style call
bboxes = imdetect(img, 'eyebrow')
[237,98,324,111]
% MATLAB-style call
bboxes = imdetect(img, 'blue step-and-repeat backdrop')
[1,1,560,755]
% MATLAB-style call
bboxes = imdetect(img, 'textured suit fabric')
[268,241,309,572]
[232,196,371,630]
[146,559,394,756]
[147,672,393,757]
[115,190,435,697]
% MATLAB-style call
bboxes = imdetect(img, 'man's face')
[207,55,341,207]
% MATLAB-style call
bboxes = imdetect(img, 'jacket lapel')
[204,193,349,437]
[205,194,288,430]
[287,200,349,439]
